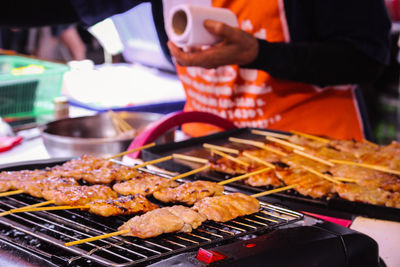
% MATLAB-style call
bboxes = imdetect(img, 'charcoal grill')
[0,158,380,266]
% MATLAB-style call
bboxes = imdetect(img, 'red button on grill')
[196,248,227,264]
[245,243,256,248]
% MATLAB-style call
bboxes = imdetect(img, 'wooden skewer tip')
[172,154,209,164]
[203,143,239,154]
[0,189,24,197]
[251,184,299,198]
[106,142,156,160]
[170,164,211,181]
[64,229,130,247]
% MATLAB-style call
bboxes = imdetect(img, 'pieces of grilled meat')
[118,205,206,238]
[42,185,118,206]
[276,168,335,199]
[153,181,224,205]
[113,174,179,196]
[17,177,78,198]
[88,195,158,217]
[192,193,260,222]
[335,183,400,208]
[51,155,142,184]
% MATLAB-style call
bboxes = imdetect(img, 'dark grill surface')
[0,193,302,266]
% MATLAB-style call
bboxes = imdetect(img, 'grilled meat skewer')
[51,155,143,184]
[118,205,206,238]
[192,193,260,222]
[88,195,158,217]
[118,193,261,238]
[335,183,400,208]
[42,185,118,206]
[153,181,224,205]
[113,175,179,196]
[18,177,78,198]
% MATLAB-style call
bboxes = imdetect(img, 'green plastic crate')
[0,55,69,118]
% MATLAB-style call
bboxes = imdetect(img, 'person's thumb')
[204,19,237,40]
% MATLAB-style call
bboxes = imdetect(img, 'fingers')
[167,24,259,68]
[168,41,234,68]
[204,20,238,42]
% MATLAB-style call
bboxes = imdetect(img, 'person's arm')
[168,0,391,87]
[243,40,385,87]
[246,0,391,87]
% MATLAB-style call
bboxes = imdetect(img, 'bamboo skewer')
[329,159,400,176]
[0,189,24,197]
[259,144,288,157]
[228,137,287,157]
[300,165,342,185]
[229,137,267,148]
[7,205,89,214]
[0,200,55,217]
[266,136,305,151]
[210,149,249,167]
[293,149,334,167]
[218,167,272,185]
[108,110,134,133]
[64,229,129,247]
[203,143,239,154]
[251,129,290,140]
[242,152,276,169]
[333,177,357,183]
[289,130,330,143]
[131,155,173,170]
[105,143,156,160]
[170,164,211,181]
[109,112,122,134]
[172,154,209,164]
[251,184,299,198]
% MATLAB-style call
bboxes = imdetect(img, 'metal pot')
[41,111,174,158]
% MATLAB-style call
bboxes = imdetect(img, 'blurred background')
[0,2,400,145]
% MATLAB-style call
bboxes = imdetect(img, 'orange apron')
[176,0,364,140]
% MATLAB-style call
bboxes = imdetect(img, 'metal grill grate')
[0,193,302,266]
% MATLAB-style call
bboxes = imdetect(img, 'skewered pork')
[329,139,379,157]
[379,141,400,158]
[329,164,400,192]
[118,205,206,238]
[281,153,329,173]
[88,195,158,217]
[17,177,78,198]
[287,135,328,150]
[0,171,15,192]
[153,181,224,205]
[42,185,118,206]
[244,168,283,187]
[192,193,260,222]
[51,155,142,184]
[113,175,179,196]
[211,156,248,175]
[335,183,400,208]
[0,179,11,192]
[359,152,400,171]
[309,146,357,161]
[211,148,283,175]
[276,168,334,199]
